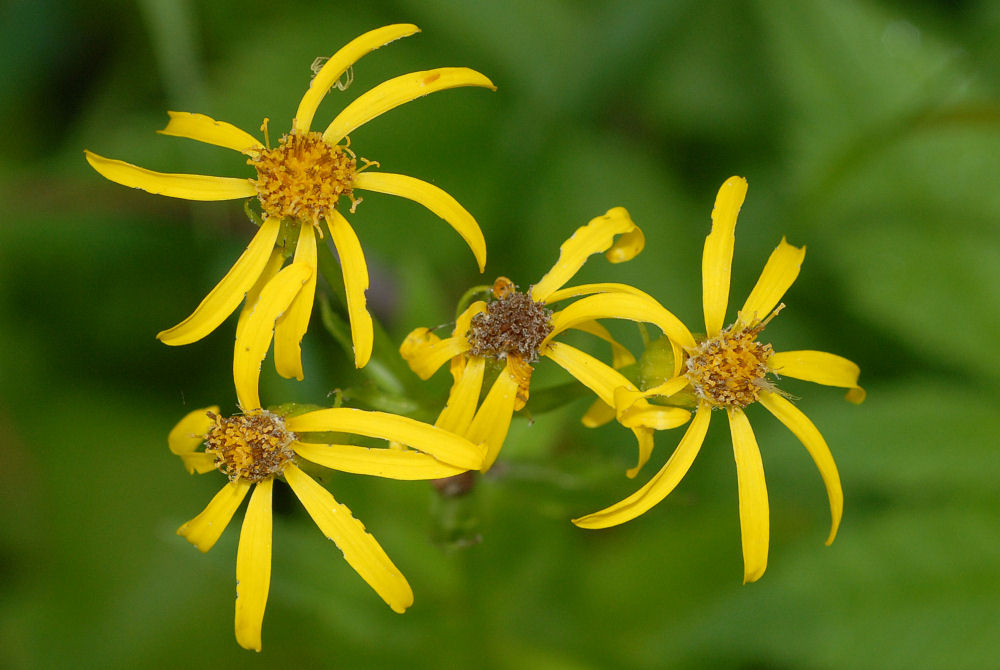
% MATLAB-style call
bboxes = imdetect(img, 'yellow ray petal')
[642,375,692,400]
[293,441,466,480]
[233,263,313,411]
[177,480,251,552]
[466,365,520,471]
[569,319,636,369]
[768,350,865,403]
[234,480,272,652]
[168,406,218,455]
[399,331,471,380]
[542,282,652,304]
[283,464,413,613]
[530,207,642,303]
[352,171,486,271]
[727,408,769,584]
[84,150,256,200]
[327,211,373,368]
[236,247,286,341]
[758,391,842,545]
[435,355,486,435]
[702,176,748,337]
[294,24,421,133]
[287,408,485,470]
[274,224,318,380]
[323,67,496,144]
[613,386,691,431]
[157,111,263,154]
[740,238,805,323]
[573,404,711,528]
[543,341,632,407]
[581,399,615,428]
[178,453,218,475]
[626,427,655,479]
[158,216,282,346]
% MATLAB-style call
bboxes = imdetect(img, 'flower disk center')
[251,131,357,223]
[468,277,554,363]
[204,410,296,483]
[684,322,774,409]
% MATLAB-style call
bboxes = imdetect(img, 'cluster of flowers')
[86,25,864,651]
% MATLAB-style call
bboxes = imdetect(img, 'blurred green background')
[2,0,999,668]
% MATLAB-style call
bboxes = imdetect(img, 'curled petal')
[728,408,769,584]
[274,224,318,380]
[642,375,691,399]
[573,404,711,528]
[236,247,286,341]
[168,406,218,456]
[543,341,634,407]
[158,216,282,346]
[466,364,520,471]
[324,67,496,144]
[581,399,615,428]
[435,355,486,435]
[352,171,485,272]
[740,238,805,323]
[702,176,748,338]
[569,320,636,369]
[84,150,256,200]
[399,331,470,380]
[234,480,273,652]
[531,207,642,303]
[177,480,251,553]
[627,427,655,479]
[284,464,413,613]
[158,111,263,154]
[327,211,373,368]
[769,350,865,403]
[293,441,466,480]
[294,24,420,133]
[542,282,653,304]
[613,387,691,431]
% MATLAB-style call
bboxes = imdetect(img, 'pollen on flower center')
[250,131,358,223]
[468,277,554,363]
[204,410,296,483]
[684,318,776,409]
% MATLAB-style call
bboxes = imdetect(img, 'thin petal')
[581,399,615,428]
[626,427,655,479]
[465,364,520,471]
[177,480,251,553]
[178,453,218,475]
[283,464,413,613]
[294,24,421,133]
[84,150,256,200]
[542,282,653,304]
[530,207,642,303]
[702,176,748,337]
[323,67,496,144]
[613,386,691,431]
[168,406,218,455]
[546,293,695,354]
[235,247,286,341]
[352,171,486,271]
[435,355,486,435]
[759,391,842,545]
[569,319,636,368]
[158,217,282,346]
[573,404,711,528]
[727,408,769,583]
[234,480,272,652]
[399,330,471,380]
[642,375,691,399]
[327,211,373,368]
[233,263,313,411]
[274,224,318,380]
[769,350,865,403]
[157,111,263,154]
[293,441,466,480]
[287,408,485,470]
[543,341,631,407]
[740,238,805,322]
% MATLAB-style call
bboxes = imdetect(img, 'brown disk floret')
[204,410,297,483]
[468,279,554,363]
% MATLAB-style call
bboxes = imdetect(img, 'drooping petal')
[768,350,865,403]
[287,408,485,470]
[158,216,282,346]
[727,408,769,584]
[569,320,636,369]
[740,238,805,323]
[543,341,632,407]
[327,211,373,368]
[84,150,256,200]
[177,480,251,552]
[702,176,748,337]
[465,364,520,471]
[573,404,711,528]
[294,24,421,133]
[235,247,286,341]
[434,355,486,435]
[234,480,272,652]
[542,282,652,304]
[399,331,471,380]
[323,67,496,144]
[157,111,263,154]
[283,464,413,613]
[233,263,313,411]
[758,391,842,545]
[293,441,466,480]
[168,406,218,455]
[351,171,486,271]
[581,399,616,428]
[626,427,655,479]
[530,207,642,303]
[273,223,318,380]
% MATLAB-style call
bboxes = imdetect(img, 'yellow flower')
[574,177,865,583]
[400,207,694,472]
[85,24,493,374]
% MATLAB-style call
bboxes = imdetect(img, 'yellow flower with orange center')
[85,24,493,376]
[574,176,865,583]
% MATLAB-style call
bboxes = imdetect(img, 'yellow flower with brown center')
[574,176,865,583]
[85,24,493,375]
[400,207,695,471]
